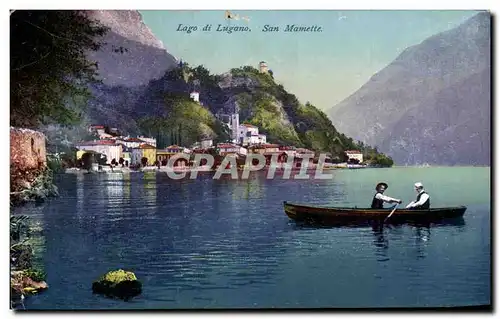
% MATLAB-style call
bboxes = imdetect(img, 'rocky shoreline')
[10,167,59,207]
[10,127,56,309]
[10,215,48,309]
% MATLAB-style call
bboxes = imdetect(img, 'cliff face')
[50,10,180,139]
[87,10,166,50]
[85,10,177,87]
[328,12,491,165]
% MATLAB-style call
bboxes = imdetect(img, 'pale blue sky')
[141,10,479,110]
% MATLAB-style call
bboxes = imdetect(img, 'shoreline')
[63,162,379,174]
[63,164,490,176]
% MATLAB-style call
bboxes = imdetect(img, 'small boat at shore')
[283,201,467,225]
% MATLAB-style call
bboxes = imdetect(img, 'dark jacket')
[411,191,430,209]
[371,192,384,209]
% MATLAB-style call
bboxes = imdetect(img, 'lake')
[12,166,491,309]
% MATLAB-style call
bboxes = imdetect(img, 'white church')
[216,111,266,146]
[191,80,267,147]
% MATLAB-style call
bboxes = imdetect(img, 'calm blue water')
[13,167,491,309]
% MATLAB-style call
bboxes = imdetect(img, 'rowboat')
[283,201,467,225]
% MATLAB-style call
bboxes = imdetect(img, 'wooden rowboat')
[283,201,467,225]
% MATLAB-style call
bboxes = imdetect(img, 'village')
[67,120,365,174]
[65,61,366,174]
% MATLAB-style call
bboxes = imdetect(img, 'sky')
[140,10,480,111]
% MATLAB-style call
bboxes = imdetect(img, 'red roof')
[139,143,156,149]
[252,143,279,149]
[241,123,257,128]
[218,143,238,148]
[77,140,117,146]
[345,150,362,154]
[264,144,279,148]
[166,145,183,149]
[126,137,146,143]
[264,151,287,156]
[295,148,315,154]
[90,125,104,129]
[192,148,212,153]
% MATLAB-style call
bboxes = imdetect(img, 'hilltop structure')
[259,61,268,74]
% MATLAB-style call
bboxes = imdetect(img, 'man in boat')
[405,182,430,209]
[371,182,402,209]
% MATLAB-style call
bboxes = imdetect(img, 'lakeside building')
[137,136,157,147]
[75,140,122,165]
[217,143,248,156]
[131,143,157,166]
[345,150,363,163]
[238,123,267,146]
[156,145,191,167]
[116,137,148,149]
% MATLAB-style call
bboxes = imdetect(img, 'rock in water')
[92,269,142,300]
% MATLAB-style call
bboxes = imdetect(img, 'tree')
[81,152,94,170]
[119,157,124,167]
[10,10,108,128]
[141,157,148,167]
[212,120,231,143]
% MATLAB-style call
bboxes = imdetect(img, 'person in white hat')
[405,182,430,209]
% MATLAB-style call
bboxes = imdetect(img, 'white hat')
[414,182,424,188]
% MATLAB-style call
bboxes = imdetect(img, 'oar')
[384,203,400,223]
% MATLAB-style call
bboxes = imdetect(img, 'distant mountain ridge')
[85,10,178,87]
[43,10,178,147]
[46,10,392,164]
[328,12,490,165]
[81,10,179,133]
[87,10,167,50]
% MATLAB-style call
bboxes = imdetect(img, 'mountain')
[84,10,177,87]
[43,10,392,164]
[134,64,392,164]
[328,12,491,166]
[43,10,179,149]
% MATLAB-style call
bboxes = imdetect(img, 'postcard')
[9,9,491,311]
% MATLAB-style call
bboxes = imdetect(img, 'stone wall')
[10,127,47,193]
[10,127,47,171]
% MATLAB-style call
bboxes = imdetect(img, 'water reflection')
[142,171,157,203]
[17,170,489,309]
[106,173,124,199]
[291,217,466,263]
[371,224,389,262]
[76,173,85,217]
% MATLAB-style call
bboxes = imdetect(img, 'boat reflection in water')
[370,218,466,259]
[290,215,466,262]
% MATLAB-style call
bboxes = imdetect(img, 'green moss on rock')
[92,269,142,301]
